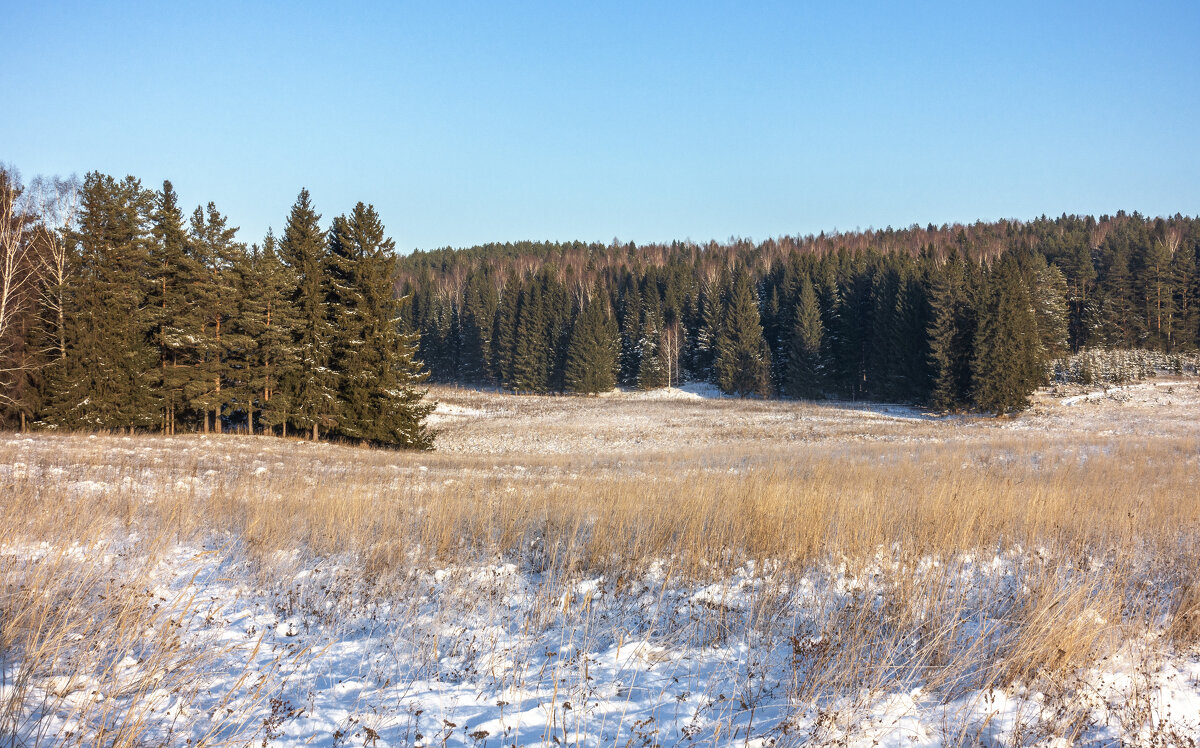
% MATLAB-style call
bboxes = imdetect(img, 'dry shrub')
[0,423,1197,744]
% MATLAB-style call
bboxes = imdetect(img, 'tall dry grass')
[1,430,1198,744]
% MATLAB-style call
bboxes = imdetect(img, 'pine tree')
[783,275,823,399]
[688,278,722,382]
[563,291,619,394]
[328,202,432,447]
[618,284,641,386]
[279,188,338,439]
[148,180,197,434]
[714,268,771,396]
[42,173,158,431]
[185,202,243,433]
[636,290,666,390]
[1030,255,1069,362]
[1171,242,1198,351]
[971,254,1042,414]
[511,282,549,392]
[927,251,976,411]
[459,269,498,384]
[246,231,299,435]
[493,276,519,387]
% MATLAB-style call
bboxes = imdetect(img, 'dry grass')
[2,380,1199,744]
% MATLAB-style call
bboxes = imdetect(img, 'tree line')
[400,213,1200,413]
[0,166,432,446]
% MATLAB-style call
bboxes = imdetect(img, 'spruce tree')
[971,254,1042,414]
[493,276,519,387]
[186,202,243,433]
[460,270,498,384]
[783,275,823,399]
[511,283,549,392]
[1030,255,1069,362]
[246,231,299,435]
[328,202,432,447]
[279,188,338,439]
[148,180,197,434]
[42,173,157,431]
[927,250,976,411]
[564,291,619,394]
[714,268,771,396]
[688,278,722,382]
[636,293,667,390]
[618,284,642,386]
[1171,242,1198,351]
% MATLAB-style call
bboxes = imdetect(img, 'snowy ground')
[425,378,1200,457]
[3,378,1200,746]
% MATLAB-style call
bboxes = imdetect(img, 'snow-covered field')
[3,379,1200,746]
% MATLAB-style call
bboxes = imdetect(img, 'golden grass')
[1,392,1198,744]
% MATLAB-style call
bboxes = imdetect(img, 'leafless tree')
[0,165,37,407]
[26,174,80,361]
[661,322,682,390]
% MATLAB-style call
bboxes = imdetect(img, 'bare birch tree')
[0,165,37,407]
[27,174,80,361]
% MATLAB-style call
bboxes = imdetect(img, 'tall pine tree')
[279,188,338,439]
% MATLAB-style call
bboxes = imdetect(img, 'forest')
[0,168,432,446]
[400,213,1200,413]
[3,163,1199,438]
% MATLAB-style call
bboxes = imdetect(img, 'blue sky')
[3,1,1198,252]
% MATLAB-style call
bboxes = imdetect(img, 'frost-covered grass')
[2,381,1200,746]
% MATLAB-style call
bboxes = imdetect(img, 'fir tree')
[636,292,666,390]
[563,291,619,394]
[328,203,432,447]
[42,173,158,431]
[246,231,299,435]
[1031,255,1069,362]
[714,268,771,396]
[279,188,337,439]
[783,275,823,399]
[927,250,976,411]
[186,202,243,433]
[492,276,519,387]
[971,254,1042,414]
[148,180,197,434]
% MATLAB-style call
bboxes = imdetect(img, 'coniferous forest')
[400,214,1200,414]
[4,164,1200,436]
[0,168,432,446]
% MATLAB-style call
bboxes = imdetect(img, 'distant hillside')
[398,212,1200,412]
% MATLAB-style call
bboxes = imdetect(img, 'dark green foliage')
[714,268,771,396]
[971,254,1043,414]
[1030,255,1069,362]
[42,172,158,431]
[927,251,977,411]
[783,276,823,399]
[8,162,1194,430]
[328,203,433,448]
[245,231,300,435]
[279,189,338,439]
[185,202,244,433]
[564,291,619,394]
[148,180,197,434]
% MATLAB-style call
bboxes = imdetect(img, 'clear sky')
[4,1,1198,252]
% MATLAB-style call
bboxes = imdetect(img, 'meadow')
[2,379,1199,746]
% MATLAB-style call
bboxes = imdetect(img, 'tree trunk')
[312,422,318,441]
[247,408,254,436]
